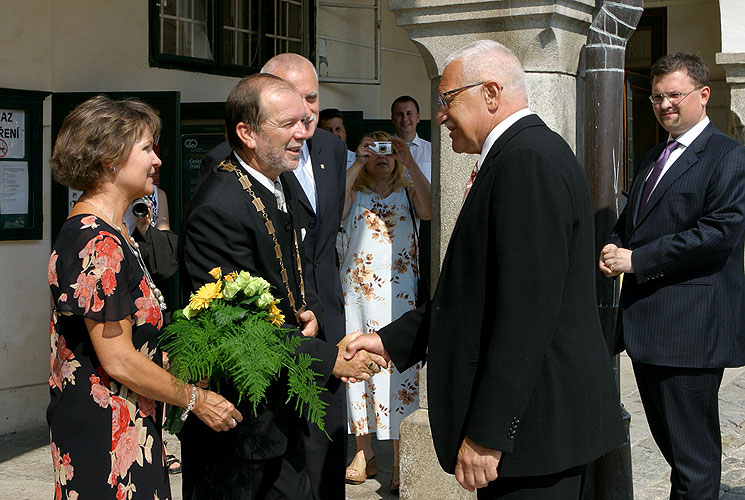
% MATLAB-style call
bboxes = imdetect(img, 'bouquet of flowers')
[160,267,327,434]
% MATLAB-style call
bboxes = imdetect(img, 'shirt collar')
[233,150,276,192]
[668,116,710,148]
[395,133,422,147]
[479,108,534,169]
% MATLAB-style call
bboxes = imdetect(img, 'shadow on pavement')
[0,426,48,463]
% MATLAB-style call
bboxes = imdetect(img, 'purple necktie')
[637,140,678,218]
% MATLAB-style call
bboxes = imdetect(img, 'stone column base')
[400,409,475,499]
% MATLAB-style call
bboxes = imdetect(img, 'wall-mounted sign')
[0,109,25,159]
[0,161,28,214]
[0,89,48,240]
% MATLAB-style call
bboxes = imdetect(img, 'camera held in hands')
[132,198,149,219]
[369,141,393,155]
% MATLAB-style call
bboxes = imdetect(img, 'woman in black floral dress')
[48,96,243,500]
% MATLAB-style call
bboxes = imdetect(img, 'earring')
[110,166,116,173]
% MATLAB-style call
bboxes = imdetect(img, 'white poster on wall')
[0,161,29,214]
[0,110,25,159]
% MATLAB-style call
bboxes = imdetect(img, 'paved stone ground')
[2,353,744,500]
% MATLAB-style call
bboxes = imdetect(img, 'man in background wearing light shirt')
[391,95,431,182]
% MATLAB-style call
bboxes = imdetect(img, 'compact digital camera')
[369,141,393,155]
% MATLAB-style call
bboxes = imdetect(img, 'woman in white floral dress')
[341,131,431,492]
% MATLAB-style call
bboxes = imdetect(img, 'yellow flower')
[268,302,285,327]
[225,271,238,282]
[208,267,222,280]
[189,281,223,311]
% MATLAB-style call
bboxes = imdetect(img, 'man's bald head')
[262,53,320,136]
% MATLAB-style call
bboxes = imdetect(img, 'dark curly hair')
[50,95,161,191]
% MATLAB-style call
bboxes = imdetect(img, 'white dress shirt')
[396,133,432,182]
[234,152,276,192]
[294,142,318,212]
[345,149,356,170]
[644,116,710,193]
[478,108,535,171]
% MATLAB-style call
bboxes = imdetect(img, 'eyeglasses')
[648,87,702,105]
[437,81,490,109]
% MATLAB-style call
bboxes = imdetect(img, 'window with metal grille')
[150,0,307,76]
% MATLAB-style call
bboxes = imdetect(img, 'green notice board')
[181,125,225,205]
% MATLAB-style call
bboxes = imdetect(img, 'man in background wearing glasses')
[600,52,745,500]
[344,39,625,498]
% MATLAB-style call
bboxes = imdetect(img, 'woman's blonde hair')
[352,131,412,193]
[50,95,161,191]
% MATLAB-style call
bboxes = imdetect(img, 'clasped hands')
[599,243,633,277]
[333,331,390,381]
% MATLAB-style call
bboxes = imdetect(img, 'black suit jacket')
[378,114,625,477]
[281,128,347,344]
[610,122,745,368]
[179,152,338,460]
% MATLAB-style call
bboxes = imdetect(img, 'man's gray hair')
[261,53,319,82]
[444,40,526,98]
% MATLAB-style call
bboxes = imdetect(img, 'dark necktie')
[637,140,678,218]
[273,180,287,213]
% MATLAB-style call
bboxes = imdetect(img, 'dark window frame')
[149,0,312,77]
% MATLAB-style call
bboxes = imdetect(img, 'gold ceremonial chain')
[219,160,307,318]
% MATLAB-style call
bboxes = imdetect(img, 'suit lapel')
[452,115,545,239]
[309,136,326,217]
[629,143,663,228]
[634,123,714,229]
[283,168,314,215]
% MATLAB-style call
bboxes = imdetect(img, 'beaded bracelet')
[180,384,197,421]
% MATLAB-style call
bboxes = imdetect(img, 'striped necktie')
[637,140,678,218]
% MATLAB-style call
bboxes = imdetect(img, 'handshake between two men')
[299,319,389,381]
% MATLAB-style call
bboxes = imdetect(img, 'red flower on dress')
[48,251,59,287]
[51,441,60,466]
[101,269,117,295]
[62,453,74,480]
[80,215,98,228]
[73,231,124,312]
[135,277,163,328]
[92,290,104,313]
[110,397,131,452]
[90,374,111,408]
[50,442,76,497]
[116,483,127,500]
[73,273,97,312]
[95,236,124,274]
[111,425,139,486]
[50,334,79,390]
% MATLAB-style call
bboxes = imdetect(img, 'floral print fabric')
[342,189,421,440]
[48,215,169,499]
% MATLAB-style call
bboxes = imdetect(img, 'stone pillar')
[716,53,745,144]
[581,2,642,498]
[716,0,745,144]
[387,2,595,498]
